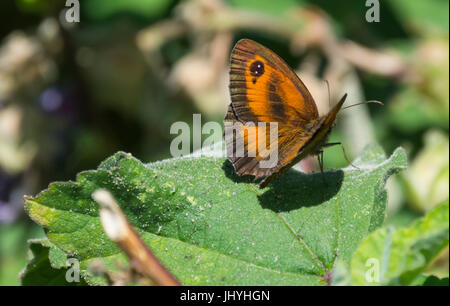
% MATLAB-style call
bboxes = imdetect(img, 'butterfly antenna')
[342,100,384,110]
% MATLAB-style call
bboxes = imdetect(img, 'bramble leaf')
[24,144,407,285]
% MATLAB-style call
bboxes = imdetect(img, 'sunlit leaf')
[24,144,406,285]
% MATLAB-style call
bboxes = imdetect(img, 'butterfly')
[224,39,377,188]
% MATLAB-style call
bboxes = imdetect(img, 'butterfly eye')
[249,60,265,77]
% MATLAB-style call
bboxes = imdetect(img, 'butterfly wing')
[229,39,319,125]
[225,39,320,183]
[258,94,347,188]
[224,104,311,179]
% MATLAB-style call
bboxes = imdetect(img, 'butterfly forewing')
[229,39,318,125]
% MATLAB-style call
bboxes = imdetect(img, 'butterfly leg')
[324,80,331,109]
[323,142,360,170]
[317,150,328,186]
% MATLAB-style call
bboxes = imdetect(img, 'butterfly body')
[224,39,347,188]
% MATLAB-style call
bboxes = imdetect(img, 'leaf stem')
[277,213,330,280]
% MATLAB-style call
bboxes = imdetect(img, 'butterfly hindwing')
[224,106,313,180]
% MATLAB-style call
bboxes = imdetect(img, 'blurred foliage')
[402,130,449,213]
[0,0,448,285]
[347,201,448,286]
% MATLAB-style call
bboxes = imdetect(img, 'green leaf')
[83,0,174,21]
[387,0,449,35]
[20,239,87,286]
[24,144,406,285]
[420,275,449,286]
[349,201,449,286]
[228,0,302,18]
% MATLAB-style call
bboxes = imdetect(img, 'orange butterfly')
[224,39,378,188]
